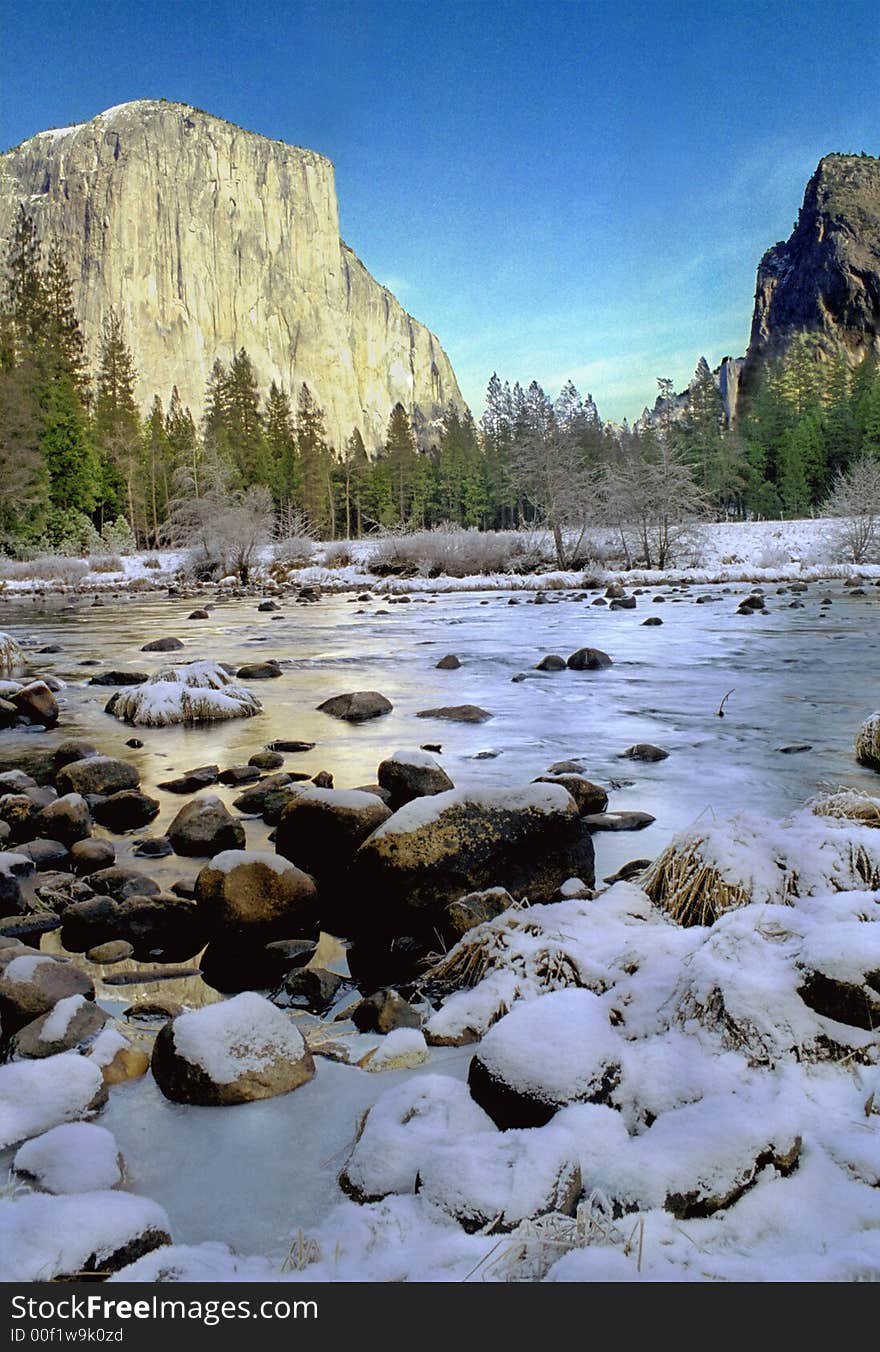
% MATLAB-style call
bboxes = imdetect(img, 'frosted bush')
[0,556,90,585]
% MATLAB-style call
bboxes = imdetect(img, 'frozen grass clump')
[367,527,541,578]
[87,554,124,574]
[811,788,880,827]
[855,713,880,771]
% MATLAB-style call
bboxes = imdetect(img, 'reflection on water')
[2,580,879,890]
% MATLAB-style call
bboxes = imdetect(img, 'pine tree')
[0,360,50,542]
[143,395,173,540]
[265,380,298,505]
[43,246,89,397]
[225,348,270,487]
[296,383,333,534]
[2,205,47,355]
[41,373,99,516]
[165,387,199,494]
[335,426,368,537]
[93,310,141,533]
[385,402,419,527]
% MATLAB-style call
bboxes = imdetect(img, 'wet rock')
[0,954,95,1037]
[195,850,318,943]
[236,661,282,681]
[248,749,284,770]
[218,764,262,786]
[232,773,294,815]
[0,770,37,793]
[151,992,316,1106]
[187,609,209,620]
[777,744,813,755]
[642,616,663,626]
[70,838,115,876]
[581,810,656,832]
[141,637,184,652]
[317,691,393,722]
[258,599,280,612]
[535,655,566,672]
[53,741,99,770]
[12,682,59,727]
[20,838,69,869]
[0,913,61,941]
[92,790,160,832]
[116,893,205,962]
[275,786,392,893]
[0,796,39,843]
[167,796,246,856]
[566,647,613,671]
[0,852,35,911]
[157,764,220,793]
[268,739,316,753]
[60,897,122,952]
[89,867,160,901]
[546,760,585,775]
[609,596,636,610]
[605,584,625,599]
[277,967,345,1013]
[619,743,669,762]
[87,670,149,686]
[311,769,334,788]
[86,939,134,964]
[11,995,109,1059]
[415,704,492,723]
[447,887,514,937]
[435,654,461,669]
[798,969,880,1030]
[351,988,421,1034]
[56,756,139,798]
[0,698,17,728]
[132,837,172,860]
[124,998,183,1022]
[603,859,653,884]
[126,738,144,748]
[533,774,608,815]
[377,750,454,810]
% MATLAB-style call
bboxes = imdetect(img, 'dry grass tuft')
[811,788,880,828]
[641,840,757,927]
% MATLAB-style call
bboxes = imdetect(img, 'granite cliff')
[0,100,465,450]
[741,153,880,396]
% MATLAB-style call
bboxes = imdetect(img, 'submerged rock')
[415,704,492,723]
[316,691,393,722]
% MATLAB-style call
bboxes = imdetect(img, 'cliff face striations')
[742,153,880,394]
[0,100,465,449]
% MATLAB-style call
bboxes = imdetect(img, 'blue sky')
[2,0,879,421]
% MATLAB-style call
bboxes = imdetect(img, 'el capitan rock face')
[742,154,880,394]
[0,100,465,450]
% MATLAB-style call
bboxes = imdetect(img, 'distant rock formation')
[741,153,880,397]
[0,100,466,450]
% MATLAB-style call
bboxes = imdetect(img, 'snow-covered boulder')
[106,660,262,727]
[468,989,621,1129]
[340,1075,496,1201]
[0,952,95,1036]
[0,1052,107,1148]
[362,1028,428,1071]
[150,992,315,1105]
[376,749,454,809]
[0,1191,170,1280]
[856,712,880,771]
[195,849,318,942]
[11,992,108,1059]
[274,787,391,888]
[0,631,26,676]
[347,785,594,964]
[12,1122,123,1194]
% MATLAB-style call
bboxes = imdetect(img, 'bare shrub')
[162,463,275,582]
[142,556,161,570]
[88,555,124,574]
[322,541,353,568]
[823,459,880,563]
[0,556,90,585]
[367,526,532,578]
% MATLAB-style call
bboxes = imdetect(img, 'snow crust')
[0,1191,169,1281]
[365,1029,428,1071]
[39,993,88,1042]
[0,1053,105,1148]
[13,1122,122,1194]
[3,953,55,983]
[170,992,306,1084]
[371,783,573,839]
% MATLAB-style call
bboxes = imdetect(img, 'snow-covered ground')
[0,518,873,596]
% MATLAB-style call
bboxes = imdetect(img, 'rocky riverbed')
[0,576,879,1281]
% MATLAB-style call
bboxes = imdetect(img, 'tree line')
[2,203,880,561]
